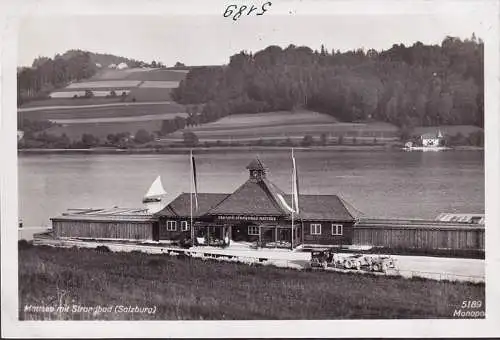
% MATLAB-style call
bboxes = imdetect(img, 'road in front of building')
[29,236,484,283]
[189,244,484,283]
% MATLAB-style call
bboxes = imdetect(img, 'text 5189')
[461,300,482,309]
[223,2,272,21]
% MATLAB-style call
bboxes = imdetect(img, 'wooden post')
[258,225,262,248]
[275,226,277,248]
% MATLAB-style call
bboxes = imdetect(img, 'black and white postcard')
[1,0,499,337]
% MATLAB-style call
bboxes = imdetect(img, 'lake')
[18,150,484,227]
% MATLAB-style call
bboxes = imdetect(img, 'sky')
[17,10,488,67]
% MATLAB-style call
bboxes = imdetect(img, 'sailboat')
[142,176,166,203]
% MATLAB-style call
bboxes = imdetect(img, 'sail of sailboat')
[143,176,166,203]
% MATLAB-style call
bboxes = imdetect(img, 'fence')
[353,220,485,251]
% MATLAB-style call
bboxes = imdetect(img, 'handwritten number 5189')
[224,2,272,21]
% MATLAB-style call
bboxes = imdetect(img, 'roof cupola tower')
[246,157,268,181]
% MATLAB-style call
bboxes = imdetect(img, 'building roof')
[284,194,362,222]
[51,207,155,222]
[154,193,230,218]
[207,177,290,216]
[435,213,485,225]
[421,130,443,139]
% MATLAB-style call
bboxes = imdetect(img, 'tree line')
[172,35,484,130]
[17,51,98,106]
[17,50,158,106]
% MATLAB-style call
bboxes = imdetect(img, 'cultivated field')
[19,103,186,121]
[90,68,188,81]
[19,245,484,320]
[19,68,188,108]
[128,88,173,102]
[167,111,399,142]
[46,120,165,140]
[49,90,131,98]
[65,80,142,89]
[19,97,129,108]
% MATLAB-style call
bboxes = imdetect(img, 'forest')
[172,35,484,130]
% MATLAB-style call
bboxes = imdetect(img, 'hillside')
[18,66,189,146]
[17,50,165,106]
[172,35,484,131]
[162,110,400,145]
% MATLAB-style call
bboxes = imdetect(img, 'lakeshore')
[17,144,484,155]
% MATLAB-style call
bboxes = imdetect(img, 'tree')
[183,131,199,147]
[174,61,186,68]
[134,129,152,144]
[81,133,98,148]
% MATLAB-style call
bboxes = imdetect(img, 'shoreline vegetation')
[17,144,484,155]
[19,244,485,320]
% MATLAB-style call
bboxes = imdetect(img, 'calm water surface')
[18,150,484,227]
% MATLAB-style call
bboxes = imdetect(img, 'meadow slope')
[19,245,485,320]
[165,111,400,143]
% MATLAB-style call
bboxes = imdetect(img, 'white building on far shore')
[421,130,444,147]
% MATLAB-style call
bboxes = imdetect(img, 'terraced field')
[19,103,186,121]
[46,120,165,141]
[166,111,399,142]
[22,68,188,106]
[19,68,189,141]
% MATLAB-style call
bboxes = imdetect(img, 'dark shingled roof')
[284,194,363,222]
[154,193,230,218]
[207,178,290,216]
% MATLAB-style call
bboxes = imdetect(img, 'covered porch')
[193,221,302,249]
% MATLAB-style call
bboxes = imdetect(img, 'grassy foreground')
[19,245,485,320]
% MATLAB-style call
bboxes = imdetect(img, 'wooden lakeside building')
[51,158,485,252]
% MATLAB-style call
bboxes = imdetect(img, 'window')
[166,220,177,231]
[248,226,260,235]
[310,224,322,235]
[331,224,343,236]
[181,221,189,231]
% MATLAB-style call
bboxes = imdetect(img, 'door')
[152,221,159,241]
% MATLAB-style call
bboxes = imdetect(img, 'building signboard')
[217,215,277,222]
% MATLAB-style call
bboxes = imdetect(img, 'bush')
[301,135,314,147]
[183,131,199,147]
[18,239,32,250]
[134,129,153,144]
[95,245,111,253]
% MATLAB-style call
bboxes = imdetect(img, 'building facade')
[154,158,361,248]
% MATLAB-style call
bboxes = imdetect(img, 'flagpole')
[190,149,194,246]
[291,148,294,250]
